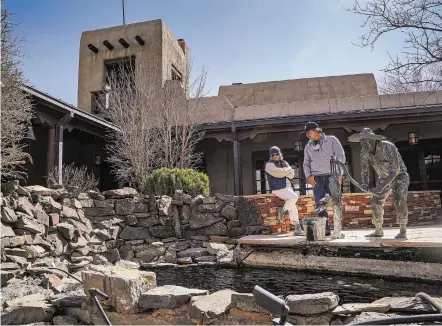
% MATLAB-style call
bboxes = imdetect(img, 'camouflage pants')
[371,173,409,227]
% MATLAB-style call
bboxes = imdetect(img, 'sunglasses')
[272,153,280,157]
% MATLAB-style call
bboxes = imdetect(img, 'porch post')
[418,149,428,190]
[55,113,74,185]
[47,126,56,175]
[231,122,242,196]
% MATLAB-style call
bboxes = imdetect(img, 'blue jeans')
[312,175,332,232]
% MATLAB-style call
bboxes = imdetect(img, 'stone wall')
[297,191,442,228]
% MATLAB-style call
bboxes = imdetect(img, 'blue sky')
[6,0,403,107]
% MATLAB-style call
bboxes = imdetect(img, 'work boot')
[365,224,384,237]
[293,222,305,236]
[395,224,407,239]
[325,219,331,236]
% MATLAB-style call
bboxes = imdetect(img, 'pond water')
[149,266,442,304]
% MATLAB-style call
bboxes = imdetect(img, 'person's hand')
[339,176,343,184]
[308,176,317,187]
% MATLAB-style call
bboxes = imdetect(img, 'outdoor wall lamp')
[294,140,303,152]
[93,155,102,165]
[408,132,419,145]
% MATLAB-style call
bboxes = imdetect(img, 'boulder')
[61,206,79,220]
[52,315,79,325]
[135,242,165,262]
[139,285,208,310]
[57,223,75,240]
[34,210,50,227]
[115,198,135,215]
[24,185,54,197]
[177,257,193,264]
[332,303,391,315]
[189,212,223,229]
[1,222,15,237]
[15,213,42,234]
[177,248,209,258]
[221,204,237,219]
[84,207,115,217]
[150,224,176,239]
[194,256,217,263]
[158,196,173,216]
[2,206,18,223]
[40,196,62,214]
[2,293,56,325]
[126,215,138,226]
[17,196,35,216]
[103,248,120,264]
[102,188,138,199]
[286,292,339,315]
[180,205,191,224]
[119,226,150,240]
[190,289,237,323]
[203,221,228,236]
[231,293,267,313]
[372,296,436,313]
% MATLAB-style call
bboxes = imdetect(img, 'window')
[171,65,182,82]
[255,160,270,194]
[425,154,442,181]
[91,91,107,114]
[104,56,136,87]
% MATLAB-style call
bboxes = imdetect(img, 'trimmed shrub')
[145,168,210,197]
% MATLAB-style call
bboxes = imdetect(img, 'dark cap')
[269,146,281,156]
[302,122,319,134]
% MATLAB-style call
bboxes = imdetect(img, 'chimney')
[177,39,187,55]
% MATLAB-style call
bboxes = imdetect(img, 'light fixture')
[24,125,36,140]
[408,132,419,145]
[93,155,102,165]
[294,140,303,152]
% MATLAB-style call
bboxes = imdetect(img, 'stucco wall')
[218,73,378,108]
[77,20,187,112]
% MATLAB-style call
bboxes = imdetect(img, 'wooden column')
[231,122,242,196]
[46,126,56,175]
[418,149,428,190]
[55,113,74,185]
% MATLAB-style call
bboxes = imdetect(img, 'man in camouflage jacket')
[349,128,409,239]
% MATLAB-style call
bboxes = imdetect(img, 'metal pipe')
[90,288,112,326]
[416,292,442,312]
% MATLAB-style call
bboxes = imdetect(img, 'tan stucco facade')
[77,20,187,112]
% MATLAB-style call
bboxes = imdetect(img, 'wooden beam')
[46,126,56,175]
[135,35,145,45]
[88,44,99,53]
[232,123,242,195]
[118,38,129,48]
[103,40,114,50]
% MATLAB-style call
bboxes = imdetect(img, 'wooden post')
[55,113,74,185]
[418,149,428,190]
[231,122,241,196]
[46,126,56,175]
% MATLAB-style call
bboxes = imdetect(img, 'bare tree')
[349,0,442,91]
[1,5,33,180]
[102,58,208,191]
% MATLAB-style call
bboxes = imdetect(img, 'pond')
[148,266,442,304]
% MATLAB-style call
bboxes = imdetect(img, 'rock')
[215,193,237,202]
[70,236,88,249]
[218,250,235,265]
[149,224,176,239]
[2,206,18,223]
[119,226,149,240]
[94,199,112,208]
[88,235,103,245]
[77,193,89,200]
[52,315,79,325]
[332,303,391,315]
[42,273,64,293]
[49,213,60,226]
[92,254,109,265]
[22,245,48,259]
[177,248,210,258]
[4,247,28,258]
[51,188,69,200]
[199,203,216,212]
[1,277,53,308]
[180,205,190,224]
[32,235,54,251]
[102,188,138,199]
[79,198,94,208]
[221,204,237,219]
[96,229,111,241]
[1,180,19,194]
[103,248,120,264]
[61,206,79,220]
[203,221,228,236]
[177,257,193,264]
[286,292,339,315]
[15,213,42,234]
[139,285,208,310]
[190,289,237,323]
[24,185,54,197]
[2,293,56,325]
[70,255,94,263]
[67,217,92,235]
[134,199,149,213]
[191,195,204,207]
[68,260,91,269]
[17,197,35,216]
[115,260,140,269]
[372,296,436,313]
[57,223,75,240]
[1,270,17,286]
[158,196,172,216]
[8,234,33,247]
[87,190,101,199]
[75,247,90,256]
[231,293,267,313]
[126,215,138,226]
[164,250,177,263]
[115,198,135,215]
[5,255,28,267]
[82,267,156,313]
[202,197,216,204]
[349,312,399,324]
[189,212,223,229]
[40,196,62,214]
[1,262,20,270]
[118,244,135,261]
[194,256,217,262]
[88,245,108,254]
[166,240,190,252]
[206,242,229,256]
[109,226,120,240]
[287,312,333,325]
[191,235,209,241]
[72,199,82,209]
[135,242,165,262]
[84,207,115,217]
[46,234,67,256]
[1,222,15,237]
